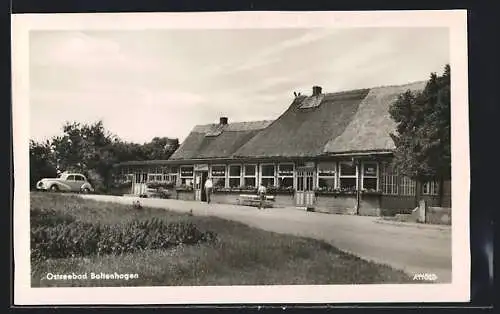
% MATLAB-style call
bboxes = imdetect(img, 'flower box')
[175,185,193,192]
[314,189,382,196]
[361,190,382,196]
[146,181,175,189]
[213,187,258,194]
[266,187,295,195]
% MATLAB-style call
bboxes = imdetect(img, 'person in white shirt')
[204,177,213,204]
[257,183,267,209]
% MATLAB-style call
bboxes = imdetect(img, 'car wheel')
[82,187,90,194]
[50,185,59,192]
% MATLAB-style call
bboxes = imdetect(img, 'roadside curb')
[374,219,451,231]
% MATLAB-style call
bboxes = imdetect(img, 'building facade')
[113,81,451,216]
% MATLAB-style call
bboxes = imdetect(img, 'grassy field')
[30,192,413,287]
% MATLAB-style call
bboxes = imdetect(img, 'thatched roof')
[233,88,371,158]
[169,120,274,160]
[161,80,428,162]
[322,81,427,154]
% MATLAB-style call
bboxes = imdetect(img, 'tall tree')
[49,120,116,191]
[139,137,180,160]
[30,120,180,192]
[389,64,451,198]
[29,140,57,188]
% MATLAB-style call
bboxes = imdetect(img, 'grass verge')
[31,192,413,286]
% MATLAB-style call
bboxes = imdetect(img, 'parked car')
[36,172,94,193]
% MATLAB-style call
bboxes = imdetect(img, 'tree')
[139,137,179,160]
[30,120,180,193]
[49,120,116,192]
[389,64,451,199]
[29,140,57,189]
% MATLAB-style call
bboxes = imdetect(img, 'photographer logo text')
[412,273,438,281]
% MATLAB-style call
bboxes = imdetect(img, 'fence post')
[418,199,427,223]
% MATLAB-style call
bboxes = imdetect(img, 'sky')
[29,27,449,144]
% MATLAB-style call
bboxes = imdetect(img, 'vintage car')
[36,172,94,193]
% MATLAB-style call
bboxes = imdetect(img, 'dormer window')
[299,86,325,109]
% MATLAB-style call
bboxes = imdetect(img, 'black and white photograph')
[12,11,470,304]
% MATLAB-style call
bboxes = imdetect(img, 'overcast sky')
[30,27,449,144]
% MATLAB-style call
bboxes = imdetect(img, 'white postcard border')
[12,10,470,305]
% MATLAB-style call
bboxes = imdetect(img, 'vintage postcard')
[12,10,470,305]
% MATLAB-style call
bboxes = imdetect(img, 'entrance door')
[194,171,208,201]
[295,168,315,208]
[132,172,147,195]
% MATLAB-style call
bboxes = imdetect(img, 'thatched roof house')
[171,81,426,161]
[114,80,450,216]
[169,119,273,161]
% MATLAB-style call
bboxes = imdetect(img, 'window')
[148,167,164,182]
[381,163,398,195]
[423,181,439,196]
[162,173,170,182]
[400,176,416,196]
[180,166,194,185]
[169,174,177,183]
[297,172,304,191]
[260,164,276,187]
[229,165,242,188]
[339,162,357,191]
[278,163,294,188]
[125,173,134,182]
[148,173,163,182]
[211,165,226,188]
[169,167,178,184]
[67,175,75,181]
[116,168,126,182]
[317,162,336,191]
[161,167,169,181]
[362,162,378,191]
[75,175,85,181]
[244,164,257,188]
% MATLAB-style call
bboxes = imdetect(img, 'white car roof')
[62,173,86,177]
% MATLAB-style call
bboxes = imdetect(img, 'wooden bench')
[238,194,275,208]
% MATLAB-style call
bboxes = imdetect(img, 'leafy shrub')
[113,180,132,189]
[30,208,76,227]
[150,189,171,199]
[86,169,106,193]
[30,215,218,261]
[266,186,294,195]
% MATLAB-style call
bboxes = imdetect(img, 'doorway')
[194,171,209,202]
[295,168,315,208]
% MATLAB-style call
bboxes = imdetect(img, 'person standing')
[257,183,267,210]
[204,177,213,204]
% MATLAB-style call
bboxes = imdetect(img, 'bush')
[113,180,132,189]
[266,186,294,195]
[30,208,76,227]
[86,169,106,193]
[30,211,218,261]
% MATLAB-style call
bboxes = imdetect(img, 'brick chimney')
[219,117,228,125]
[312,85,322,96]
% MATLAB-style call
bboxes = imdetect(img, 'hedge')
[31,209,217,261]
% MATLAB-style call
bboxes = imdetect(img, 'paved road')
[81,194,452,283]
